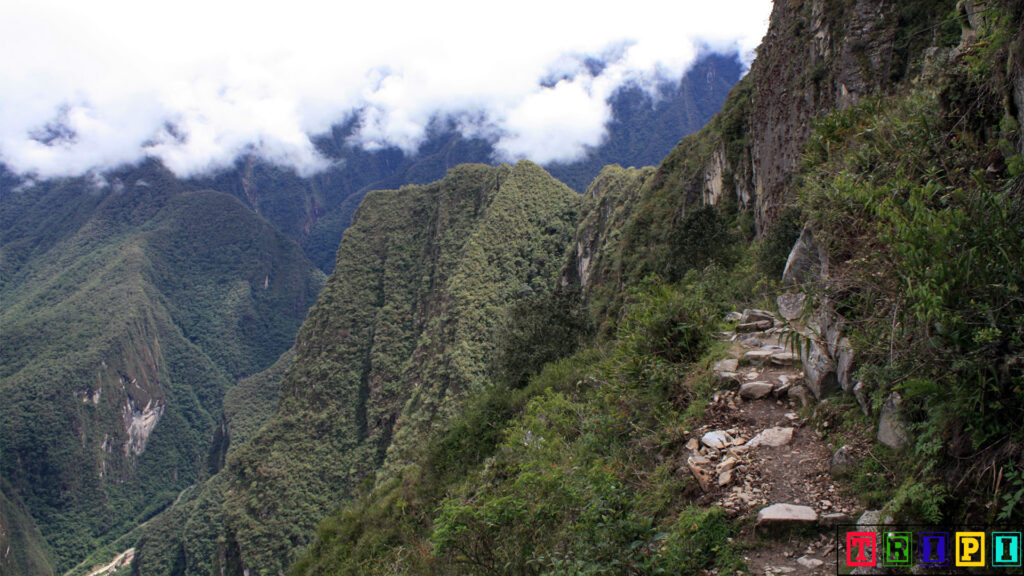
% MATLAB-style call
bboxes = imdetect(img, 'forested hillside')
[131,161,582,575]
[0,161,324,574]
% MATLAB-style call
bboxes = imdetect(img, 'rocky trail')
[685,308,874,575]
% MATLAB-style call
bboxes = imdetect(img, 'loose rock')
[830,445,856,478]
[701,430,734,450]
[877,392,907,450]
[796,556,824,569]
[740,381,774,400]
[687,455,712,492]
[748,427,795,448]
[789,385,813,407]
[853,380,871,416]
[713,358,739,373]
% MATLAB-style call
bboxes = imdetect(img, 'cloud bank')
[0,0,772,179]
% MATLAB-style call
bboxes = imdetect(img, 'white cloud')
[0,0,772,179]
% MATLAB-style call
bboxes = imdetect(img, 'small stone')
[853,381,871,416]
[687,456,712,492]
[685,438,700,451]
[745,371,759,380]
[740,381,774,400]
[701,430,733,450]
[718,456,739,472]
[796,556,823,569]
[837,337,855,392]
[724,311,743,322]
[718,469,733,487]
[784,412,798,421]
[747,427,795,448]
[830,445,856,478]
[756,503,818,526]
[789,384,813,407]
[819,512,853,526]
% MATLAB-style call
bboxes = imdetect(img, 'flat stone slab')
[737,320,773,333]
[756,503,818,526]
[747,427,794,448]
[740,381,774,399]
[744,350,775,364]
[771,352,799,365]
[741,308,775,324]
[714,358,739,373]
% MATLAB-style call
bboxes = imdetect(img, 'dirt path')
[684,311,863,575]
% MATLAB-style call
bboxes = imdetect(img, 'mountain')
[0,161,325,573]
[122,0,1024,574]
[132,161,582,575]
[185,52,743,273]
[0,51,740,575]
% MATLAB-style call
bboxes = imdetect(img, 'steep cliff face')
[131,161,581,575]
[0,165,323,572]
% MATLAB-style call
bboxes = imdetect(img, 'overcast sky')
[0,0,772,179]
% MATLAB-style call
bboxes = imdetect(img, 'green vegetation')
[0,167,323,572]
[795,1,1024,522]
[131,161,583,575]
[292,266,747,576]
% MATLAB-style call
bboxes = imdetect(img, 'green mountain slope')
[0,168,324,572]
[131,161,581,575]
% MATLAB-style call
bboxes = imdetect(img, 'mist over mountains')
[4,52,742,273]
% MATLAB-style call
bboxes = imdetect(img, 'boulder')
[756,503,818,526]
[782,226,828,287]
[877,392,908,450]
[801,338,838,399]
[776,292,807,322]
[740,381,774,400]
